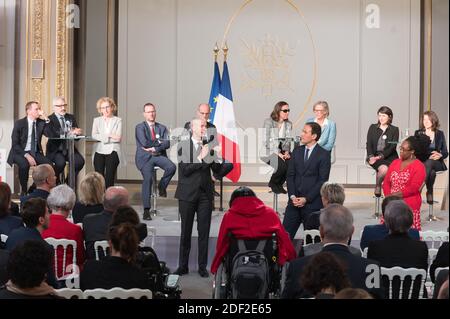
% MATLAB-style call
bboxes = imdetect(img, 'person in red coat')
[211,187,296,274]
[382,135,427,230]
[42,184,85,278]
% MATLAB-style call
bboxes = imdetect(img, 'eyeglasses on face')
[100,105,111,110]
[281,109,290,113]
[199,112,210,116]
[54,104,67,107]
[313,109,325,113]
[399,147,412,152]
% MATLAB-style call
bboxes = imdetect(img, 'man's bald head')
[197,104,211,122]
[103,186,129,212]
[32,164,55,187]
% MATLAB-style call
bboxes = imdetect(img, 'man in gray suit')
[135,103,176,220]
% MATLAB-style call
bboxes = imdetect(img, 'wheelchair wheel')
[212,263,228,299]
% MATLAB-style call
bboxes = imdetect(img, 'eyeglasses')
[399,147,412,152]
[100,105,111,110]
[199,112,210,116]
[281,109,290,113]
[54,104,67,107]
[314,109,325,113]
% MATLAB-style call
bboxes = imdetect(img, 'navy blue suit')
[283,144,331,239]
[135,121,176,209]
[360,224,420,251]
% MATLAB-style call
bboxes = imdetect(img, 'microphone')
[202,134,209,146]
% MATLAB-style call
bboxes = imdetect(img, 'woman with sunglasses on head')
[260,101,293,194]
[92,97,123,188]
[305,101,336,152]
[414,110,448,205]
[382,135,427,230]
[366,106,399,197]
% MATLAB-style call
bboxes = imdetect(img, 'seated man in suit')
[368,200,428,298]
[44,97,85,184]
[135,103,176,221]
[430,241,449,283]
[360,195,420,251]
[184,104,234,195]
[7,101,53,195]
[83,186,129,260]
[283,122,331,240]
[282,204,383,299]
[20,164,57,208]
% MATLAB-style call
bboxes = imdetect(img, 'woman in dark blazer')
[414,111,448,204]
[366,106,399,197]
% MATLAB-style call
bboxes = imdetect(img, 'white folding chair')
[0,234,8,244]
[428,248,439,267]
[302,229,321,245]
[94,240,110,261]
[83,287,153,299]
[45,237,77,280]
[434,267,449,282]
[419,231,449,249]
[381,267,427,299]
[54,288,84,299]
[362,247,369,258]
[76,223,83,230]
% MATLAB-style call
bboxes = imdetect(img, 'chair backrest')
[0,234,7,244]
[54,288,84,299]
[381,267,427,299]
[434,267,449,281]
[419,231,449,249]
[76,223,83,230]
[83,288,153,299]
[428,248,439,267]
[94,240,110,261]
[302,229,321,245]
[362,247,369,258]
[44,237,77,280]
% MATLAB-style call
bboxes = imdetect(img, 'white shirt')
[191,137,202,151]
[25,117,35,152]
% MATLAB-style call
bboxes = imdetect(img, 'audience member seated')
[368,200,428,298]
[282,204,383,299]
[300,251,351,298]
[0,182,23,239]
[304,182,345,230]
[360,196,420,251]
[0,240,61,299]
[210,187,296,275]
[111,206,147,242]
[19,164,56,208]
[430,241,449,283]
[72,172,105,224]
[334,288,374,299]
[80,223,151,290]
[0,249,8,286]
[42,185,85,277]
[433,269,449,299]
[4,198,57,288]
[83,186,129,260]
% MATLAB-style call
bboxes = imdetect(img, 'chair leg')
[427,203,438,221]
[373,196,381,219]
[273,193,278,213]
[150,170,158,216]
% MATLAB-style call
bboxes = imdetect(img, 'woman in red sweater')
[211,187,296,274]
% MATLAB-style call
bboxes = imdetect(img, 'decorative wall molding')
[55,0,70,102]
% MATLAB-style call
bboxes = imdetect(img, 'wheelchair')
[212,233,284,299]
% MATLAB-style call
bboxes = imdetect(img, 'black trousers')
[282,202,317,240]
[265,153,289,187]
[94,152,120,188]
[424,159,446,193]
[50,151,85,184]
[178,192,212,270]
[12,152,53,194]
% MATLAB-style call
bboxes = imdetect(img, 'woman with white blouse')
[92,97,122,188]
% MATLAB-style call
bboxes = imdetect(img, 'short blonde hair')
[78,172,105,205]
[96,97,118,115]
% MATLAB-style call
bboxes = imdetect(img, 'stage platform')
[121,183,448,299]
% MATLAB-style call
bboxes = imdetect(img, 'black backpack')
[230,239,269,299]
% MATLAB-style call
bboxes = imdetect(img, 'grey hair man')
[384,200,414,234]
[282,204,382,299]
[20,164,57,208]
[82,186,129,259]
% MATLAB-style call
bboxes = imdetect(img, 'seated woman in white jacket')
[92,97,122,188]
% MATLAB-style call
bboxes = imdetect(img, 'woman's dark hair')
[270,101,289,121]
[229,186,256,207]
[111,205,147,242]
[7,240,52,289]
[377,106,393,125]
[420,110,440,131]
[108,223,140,262]
[0,182,12,218]
[405,135,429,162]
[300,252,351,296]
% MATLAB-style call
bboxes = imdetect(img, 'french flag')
[211,61,241,183]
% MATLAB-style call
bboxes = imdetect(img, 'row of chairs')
[55,287,153,299]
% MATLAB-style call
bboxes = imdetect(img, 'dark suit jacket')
[415,129,448,170]
[82,210,113,260]
[0,215,23,237]
[19,188,50,207]
[366,124,399,162]
[430,242,449,283]
[135,121,170,171]
[0,250,9,286]
[282,244,382,299]
[286,144,331,211]
[175,138,222,203]
[7,117,47,165]
[360,224,420,251]
[44,113,81,159]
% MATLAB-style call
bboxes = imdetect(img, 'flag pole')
[222,42,228,61]
[213,42,220,62]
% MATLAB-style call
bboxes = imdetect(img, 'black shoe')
[174,267,189,276]
[198,268,209,278]
[143,208,152,221]
[158,184,167,197]
[213,189,220,197]
[426,191,434,205]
